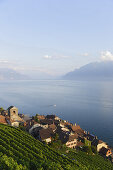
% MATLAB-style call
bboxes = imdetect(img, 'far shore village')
[0,106,113,163]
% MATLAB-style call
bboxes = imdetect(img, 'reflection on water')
[0,80,113,146]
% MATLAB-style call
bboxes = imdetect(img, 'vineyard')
[66,150,113,170]
[0,124,113,169]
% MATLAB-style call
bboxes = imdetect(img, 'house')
[46,114,60,121]
[92,139,108,152]
[8,106,18,117]
[38,128,54,143]
[65,134,78,149]
[60,121,71,127]
[54,116,61,121]
[71,125,85,136]
[61,127,70,132]
[10,119,20,127]
[83,134,96,146]
[84,134,96,142]
[59,123,65,128]
[56,126,68,143]
[7,106,24,127]
[46,115,56,120]
[0,115,7,124]
[25,119,35,130]
[37,115,45,120]
[40,119,53,125]
[49,123,56,132]
[1,110,8,116]
[18,113,24,118]
[29,123,48,134]
[31,126,43,139]
[76,141,84,149]
[99,147,112,157]
[56,126,78,148]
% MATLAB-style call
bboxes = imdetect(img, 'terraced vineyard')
[0,124,83,169]
[66,150,113,170]
[0,124,113,170]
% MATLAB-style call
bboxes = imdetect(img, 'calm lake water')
[0,80,113,146]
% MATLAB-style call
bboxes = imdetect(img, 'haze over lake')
[0,80,113,146]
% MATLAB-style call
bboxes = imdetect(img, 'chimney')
[95,136,98,139]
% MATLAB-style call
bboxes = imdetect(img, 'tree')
[91,145,97,154]
[82,146,92,154]
[0,107,4,113]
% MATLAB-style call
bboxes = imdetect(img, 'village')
[0,106,113,163]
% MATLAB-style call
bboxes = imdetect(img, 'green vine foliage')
[0,124,113,170]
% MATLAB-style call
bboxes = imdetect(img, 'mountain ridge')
[63,61,113,80]
[0,68,29,80]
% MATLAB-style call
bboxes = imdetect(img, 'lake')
[0,80,113,146]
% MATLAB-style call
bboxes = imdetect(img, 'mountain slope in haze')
[0,68,29,80]
[63,61,113,80]
[20,69,55,80]
[0,68,54,80]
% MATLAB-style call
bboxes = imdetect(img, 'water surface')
[0,80,113,146]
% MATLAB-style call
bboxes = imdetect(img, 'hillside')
[0,124,113,169]
[0,68,28,80]
[63,61,113,80]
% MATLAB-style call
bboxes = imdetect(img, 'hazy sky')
[0,0,113,76]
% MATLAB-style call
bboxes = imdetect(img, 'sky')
[0,0,113,77]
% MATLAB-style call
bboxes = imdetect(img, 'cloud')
[82,53,89,57]
[43,54,70,60]
[83,53,89,57]
[43,55,52,59]
[77,52,89,57]
[101,51,113,61]
[0,60,9,63]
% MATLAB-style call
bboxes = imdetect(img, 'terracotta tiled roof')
[76,141,84,147]
[71,125,81,131]
[98,140,104,144]
[0,115,7,124]
[60,122,71,126]
[37,115,45,120]
[49,124,56,131]
[57,127,78,144]
[64,122,71,126]
[68,134,78,142]
[75,129,84,136]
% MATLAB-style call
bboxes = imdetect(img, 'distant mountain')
[0,68,29,80]
[63,61,113,80]
[20,70,55,80]
[0,68,55,80]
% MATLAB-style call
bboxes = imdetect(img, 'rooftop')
[0,115,7,124]
[39,128,54,140]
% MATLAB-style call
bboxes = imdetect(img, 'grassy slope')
[0,124,113,170]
